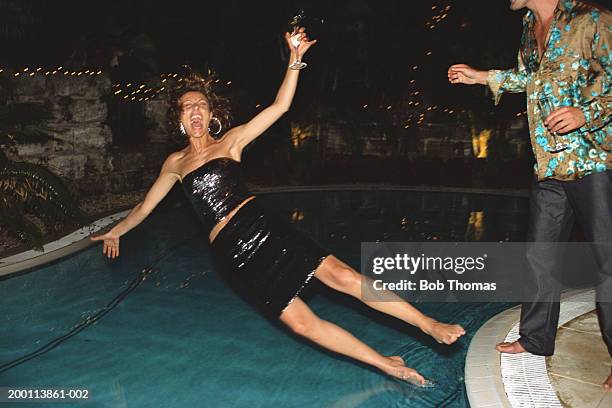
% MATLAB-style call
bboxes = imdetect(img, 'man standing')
[448,0,611,390]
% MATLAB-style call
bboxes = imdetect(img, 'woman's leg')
[280,296,425,383]
[314,255,465,344]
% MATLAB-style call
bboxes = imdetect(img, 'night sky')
[1,0,610,122]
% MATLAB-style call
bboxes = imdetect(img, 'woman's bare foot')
[421,318,466,344]
[495,340,526,354]
[379,356,425,386]
[604,369,612,392]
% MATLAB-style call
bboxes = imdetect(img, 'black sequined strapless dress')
[181,157,329,316]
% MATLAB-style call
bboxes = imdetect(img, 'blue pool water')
[0,190,527,407]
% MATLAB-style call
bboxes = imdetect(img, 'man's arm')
[448,51,529,105]
[579,10,611,132]
[486,51,530,105]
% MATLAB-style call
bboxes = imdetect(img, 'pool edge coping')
[250,184,529,198]
[0,210,130,278]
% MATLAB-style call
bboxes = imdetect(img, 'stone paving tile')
[562,311,602,335]
[548,375,606,408]
[548,311,612,407]
[596,392,612,408]
[548,328,611,386]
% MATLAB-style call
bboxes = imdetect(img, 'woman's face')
[179,91,212,138]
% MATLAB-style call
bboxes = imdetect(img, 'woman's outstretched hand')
[90,231,121,259]
[285,27,317,60]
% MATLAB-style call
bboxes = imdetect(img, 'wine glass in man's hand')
[538,96,569,153]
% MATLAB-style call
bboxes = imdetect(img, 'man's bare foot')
[495,340,526,354]
[421,318,466,344]
[604,370,612,392]
[379,356,425,386]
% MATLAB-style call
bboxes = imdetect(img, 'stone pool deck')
[466,289,611,408]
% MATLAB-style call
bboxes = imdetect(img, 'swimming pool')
[0,190,526,407]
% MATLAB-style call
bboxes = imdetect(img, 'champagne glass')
[537,95,569,154]
[288,9,307,70]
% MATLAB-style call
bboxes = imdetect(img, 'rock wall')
[4,73,174,196]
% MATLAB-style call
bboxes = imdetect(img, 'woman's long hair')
[168,67,232,140]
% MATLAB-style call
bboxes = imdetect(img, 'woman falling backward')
[91,28,465,386]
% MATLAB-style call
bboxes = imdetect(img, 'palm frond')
[3,124,62,145]
[0,204,44,251]
[0,161,89,229]
[0,91,90,251]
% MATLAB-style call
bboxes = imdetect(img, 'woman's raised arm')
[226,30,317,151]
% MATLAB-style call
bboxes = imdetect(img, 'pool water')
[0,190,526,407]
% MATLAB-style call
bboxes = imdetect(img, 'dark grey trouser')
[518,170,612,356]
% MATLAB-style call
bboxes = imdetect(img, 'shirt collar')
[524,0,575,24]
[557,0,576,15]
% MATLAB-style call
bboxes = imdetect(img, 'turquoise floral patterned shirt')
[487,0,611,181]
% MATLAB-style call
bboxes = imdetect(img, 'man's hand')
[448,64,489,85]
[544,107,586,134]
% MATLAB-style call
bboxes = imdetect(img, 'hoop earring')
[179,123,186,135]
[208,117,222,136]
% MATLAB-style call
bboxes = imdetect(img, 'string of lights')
[0,66,104,77]
[1,39,528,117]
[426,4,452,30]
[0,67,235,103]
[356,3,458,129]
[360,2,527,129]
